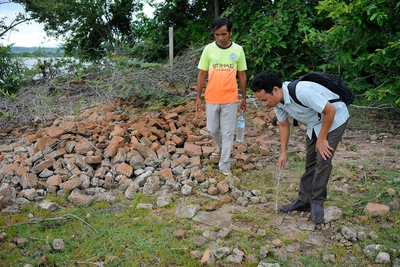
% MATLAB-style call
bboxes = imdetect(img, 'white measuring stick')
[275,170,282,214]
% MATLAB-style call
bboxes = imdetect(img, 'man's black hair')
[212,17,233,32]
[250,70,283,93]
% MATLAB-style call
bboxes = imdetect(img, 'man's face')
[214,25,231,48]
[254,88,280,108]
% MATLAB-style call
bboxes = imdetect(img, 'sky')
[0,2,156,48]
[0,2,61,47]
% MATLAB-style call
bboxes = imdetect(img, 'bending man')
[250,70,349,224]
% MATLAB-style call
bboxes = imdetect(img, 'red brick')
[44,126,65,138]
[116,162,133,177]
[104,136,124,158]
[33,158,55,174]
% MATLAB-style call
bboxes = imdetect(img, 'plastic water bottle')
[236,112,245,142]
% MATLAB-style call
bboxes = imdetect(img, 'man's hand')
[277,153,287,172]
[196,70,207,113]
[316,138,334,160]
[317,102,336,160]
[195,98,202,113]
[240,98,247,112]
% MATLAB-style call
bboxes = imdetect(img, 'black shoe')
[310,203,324,224]
[280,199,311,213]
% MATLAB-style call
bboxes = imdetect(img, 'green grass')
[0,194,200,267]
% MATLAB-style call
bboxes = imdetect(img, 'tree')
[221,0,399,107]
[223,0,327,78]
[305,0,400,105]
[14,0,142,60]
[1,1,31,94]
[6,0,399,107]
[135,0,232,62]
[0,1,32,41]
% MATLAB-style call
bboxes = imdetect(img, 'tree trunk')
[214,0,219,19]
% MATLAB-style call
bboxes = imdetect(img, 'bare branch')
[0,13,33,39]
[6,213,99,234]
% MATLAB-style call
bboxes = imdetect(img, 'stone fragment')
[20,173,38,189]
[220,195,231,203]
[155,168,174,181]
[193,169,205,183]
[48,148,67,159]
[324,206,343,223]
[62,176,82,192]
[156,146,170,160]
[184,143,202,157]
[226,248,245,264]
[46,175,62,186]
[75,138,94,154]
[216,180,230,194]
[157,194,173,207]
[0,183,15,209]
[32,158,55,174]
[173,229,186,238]
[38,200,59,211]
[67,189,95,206]
[175,204,200,219]
[104,136,124,158]
[364,203,390,217]
[112,148,127,164]
[341,226,358,241]
[142,176,160,195]
[36,136,57,152]
[134,143,158,161]
[116,162,133,177]
[375,252,390,264]
[110,125,125,137]
[200,249,215,265]
[136,203,153,210]
[213,247,231,259]
[44,126,64,138]
[164,112,179,120]
[363,244,381,258]
[52,238,66,250]
[21,188,37,201]
[16,237,27,247]
[181,184,192,196]
[0,144,13,152]
[208,187,218,195]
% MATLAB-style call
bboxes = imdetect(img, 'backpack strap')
[287,80,307,108]
[287,80,303,127]
[289,80,342,106]
[286,81,298,127]
[287,72,348,127]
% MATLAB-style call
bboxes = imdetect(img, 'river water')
[21,57,80,70]
[20,57,84,81]
[22,58,40,69]
[21,57,52,70]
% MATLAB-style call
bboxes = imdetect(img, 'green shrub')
[0,45,27,94]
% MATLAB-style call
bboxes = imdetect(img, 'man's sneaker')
[211,147,221,156]
[221,169,232,176]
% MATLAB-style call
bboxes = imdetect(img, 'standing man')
[195,17,247,176]
[250,70,350,224]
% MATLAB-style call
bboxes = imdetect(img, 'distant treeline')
[11,46,64,57]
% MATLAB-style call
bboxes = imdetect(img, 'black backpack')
[287,72,354,126]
